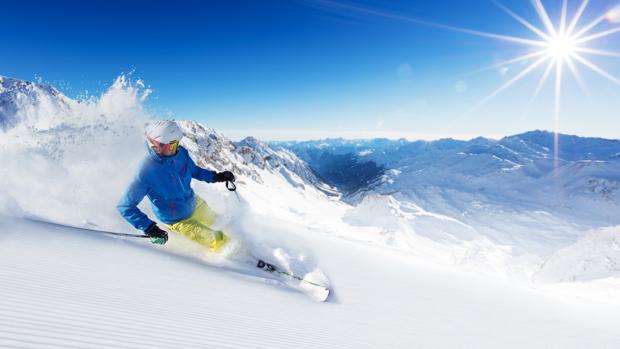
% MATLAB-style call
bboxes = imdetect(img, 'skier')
[117,120,235,252]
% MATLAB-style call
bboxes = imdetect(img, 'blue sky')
[2,0,619,140]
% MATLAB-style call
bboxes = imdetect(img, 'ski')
[255,258,331,302]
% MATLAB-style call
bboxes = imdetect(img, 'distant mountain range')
[272,132,620,192]
[272,131,620,257]
[272,132,620,203]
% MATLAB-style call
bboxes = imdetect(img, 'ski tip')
[299,282,331,302]
[316,287,331,302]
[299,270,331,302]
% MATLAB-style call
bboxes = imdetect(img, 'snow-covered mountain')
[178,122,337,196]
[0,76,75,130]
[534,225,620,282]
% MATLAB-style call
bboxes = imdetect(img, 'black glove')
[144,223,168,245]
[214,171,235,183]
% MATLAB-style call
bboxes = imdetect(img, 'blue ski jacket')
[117,145,216,231]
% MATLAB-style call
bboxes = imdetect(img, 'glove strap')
[226,180,236,191]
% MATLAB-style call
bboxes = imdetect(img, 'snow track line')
[0,274,336,340]
[0,303,351,349]
[0,302,237,349]
[0,302,213,349]
[0,270,356,349]
[3,256,340,341]
[0,258,305,307]
[0,296,347,349]
[0,327,145,349]
[0,317,207,349]
[0,335,109,349]
[0,250,354,347]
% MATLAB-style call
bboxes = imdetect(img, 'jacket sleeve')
[116,175,154,231]
[186,149,216,183]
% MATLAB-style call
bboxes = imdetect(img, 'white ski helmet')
[145,120,183,144]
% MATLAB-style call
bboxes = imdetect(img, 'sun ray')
[308,0,549,47]
[466,50,548,76]
[571,53,620,86]
[571,14,607,38]
[574,47,620,57]
[560,0,568,34]
[566,0,589,35]
[528,58,556,107]
[553,59,563,174]
[493,1,550,40]
[532,0,558,36]
[565,56,590,100]
[521,58,556,120]
[574,26,620,45]
[455,29,547,47]
[464,54,551,117]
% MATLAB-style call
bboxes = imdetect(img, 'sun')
[546,33,578,61]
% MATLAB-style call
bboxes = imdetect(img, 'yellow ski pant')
[164,196,229,252]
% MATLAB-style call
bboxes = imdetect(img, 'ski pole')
[88,230,151,238]
[59,226,150,239]
[24,215,150,239]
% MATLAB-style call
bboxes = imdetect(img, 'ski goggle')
[147,136,180,154]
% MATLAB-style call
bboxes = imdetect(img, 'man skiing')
[117,120,235,252]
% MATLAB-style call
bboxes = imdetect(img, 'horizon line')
[216,128,620,143]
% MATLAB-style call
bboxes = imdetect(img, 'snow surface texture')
[1,75,620,347]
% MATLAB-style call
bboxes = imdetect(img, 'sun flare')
[546,33,578,61]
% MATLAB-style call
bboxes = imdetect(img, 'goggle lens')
[148,137,179,155]
[165,140,179,153]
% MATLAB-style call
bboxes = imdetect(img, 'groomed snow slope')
[1,215,619,349]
